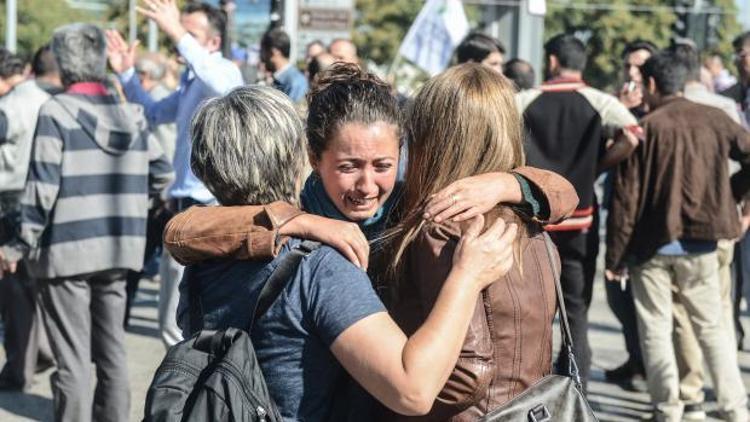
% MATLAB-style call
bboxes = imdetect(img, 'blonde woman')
[385,63,568,420]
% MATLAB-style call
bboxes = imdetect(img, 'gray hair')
[135,53,166,81]
[191,86,306,206]
[52,23,107,87]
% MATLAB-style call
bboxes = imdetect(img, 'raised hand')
[452,214,518,290]
[619,82,643,109]
[137,0,186,42]
[105,30,139,74]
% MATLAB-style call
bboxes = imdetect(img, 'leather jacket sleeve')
[512,166,579,224]
[162,201,304,265]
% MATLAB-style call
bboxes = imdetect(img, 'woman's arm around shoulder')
[163,201,370,268]
[422,168,578,226]
[330,216,517,415]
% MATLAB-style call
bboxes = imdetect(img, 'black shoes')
[604,359,647,392]
[682,402,706,421]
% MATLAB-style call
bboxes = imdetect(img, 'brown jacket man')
[605,51,750,421]
[605,97,750,271]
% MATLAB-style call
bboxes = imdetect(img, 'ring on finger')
[451,194,459,206]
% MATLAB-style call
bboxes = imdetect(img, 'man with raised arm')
[106,0,243,348]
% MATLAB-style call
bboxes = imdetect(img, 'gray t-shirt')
[180,238,386,421]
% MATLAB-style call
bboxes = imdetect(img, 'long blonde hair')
[389,63,525,271]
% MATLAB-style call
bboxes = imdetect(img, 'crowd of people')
[0,0,749,421]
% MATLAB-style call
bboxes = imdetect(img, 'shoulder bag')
[479,233,598,422]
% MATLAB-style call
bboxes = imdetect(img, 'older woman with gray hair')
[0,22,173,422]
[180,84,516,420]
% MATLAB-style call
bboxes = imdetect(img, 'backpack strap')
[186,265,204,334]
[187,240,322,338]
[541,232,582,388]
[189,240,321,355]
[249,240,321,329]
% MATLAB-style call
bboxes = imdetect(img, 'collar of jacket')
[649,94,686,111]
[540,76,586,92]
[66,82,108,96]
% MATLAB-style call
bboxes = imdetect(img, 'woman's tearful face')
[312,121,400,221]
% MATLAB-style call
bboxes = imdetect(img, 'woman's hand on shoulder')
[452,215,517,290]
[423,172,521,223]
[281,213,369,270]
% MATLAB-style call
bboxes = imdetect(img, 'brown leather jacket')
[162,167,578,419]
[386,208,559,420]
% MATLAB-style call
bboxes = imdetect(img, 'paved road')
[0,280,163,422]
[1,277,749,421]
[586,277,750,421]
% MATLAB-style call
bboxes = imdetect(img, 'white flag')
[398,0,470,76]
[528,0,547,16]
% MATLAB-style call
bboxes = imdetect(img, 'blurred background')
[1,0,748,97]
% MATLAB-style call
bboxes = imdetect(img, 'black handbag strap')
[187,240,321,335]
[541,232,582,387]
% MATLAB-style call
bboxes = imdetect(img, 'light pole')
[220,0,236,59]
[270,0,283,29]
[128,0,138,44]
[148,20,159,52]
[5,0,17,53]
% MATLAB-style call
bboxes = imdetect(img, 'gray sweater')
[0,80,53,192]
[3,88,174,279]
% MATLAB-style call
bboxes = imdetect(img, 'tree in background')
[545,0,741,90]
[353,0,422,66]
[0,0,192,61]
[0,0,93,59]
[706,0,742,64]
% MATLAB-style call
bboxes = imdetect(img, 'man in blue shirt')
[106,0,243,347]
[261,28,308,103]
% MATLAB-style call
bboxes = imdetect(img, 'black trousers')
[734,237,747,348]
[0,192,54,387]
[604,275,643,368]
[0,263,54,388]
[600,177,644,370]
[124,201,172,326]
[549,228,598,390]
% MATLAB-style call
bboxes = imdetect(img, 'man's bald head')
[329,39,358,65]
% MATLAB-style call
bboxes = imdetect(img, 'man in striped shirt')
[0,24,173,422]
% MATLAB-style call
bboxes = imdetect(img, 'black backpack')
[143,240,322,422]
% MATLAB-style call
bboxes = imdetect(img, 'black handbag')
[479,233,598,422]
